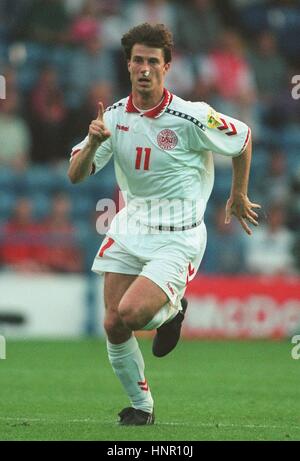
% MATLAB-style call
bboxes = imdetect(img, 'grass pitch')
[0,338,299,441]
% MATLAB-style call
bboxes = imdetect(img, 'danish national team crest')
[157,129,178,150]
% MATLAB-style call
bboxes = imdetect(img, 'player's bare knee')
[118,305,138,330]
[103,317,115,335]
[120,315,141,331]
[104,315,131,343]
[118,301,149,330]
[104,312,123,335]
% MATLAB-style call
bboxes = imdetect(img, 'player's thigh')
[118,275,168,322]
[103,273,138,342]
[104,272,137,314]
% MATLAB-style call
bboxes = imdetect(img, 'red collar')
[125,88,173,118]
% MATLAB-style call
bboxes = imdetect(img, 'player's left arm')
[225,134,261,235]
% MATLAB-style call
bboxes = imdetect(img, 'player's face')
[128,44,170,95]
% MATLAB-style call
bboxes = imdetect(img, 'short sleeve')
[70,135,88,161]
[190,103,251,157]
[69,111,113,175]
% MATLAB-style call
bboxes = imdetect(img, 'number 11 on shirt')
[135,147,151,170]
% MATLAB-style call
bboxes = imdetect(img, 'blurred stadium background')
[0,0,300,340]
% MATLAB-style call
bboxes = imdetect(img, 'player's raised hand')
[225,194,261,235]
[88,102,111,148]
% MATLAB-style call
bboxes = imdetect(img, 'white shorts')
[92,221,207,307]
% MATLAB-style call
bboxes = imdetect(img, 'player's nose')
[140,64,150,74]
[140,68,150,78]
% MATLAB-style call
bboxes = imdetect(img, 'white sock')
[142,302,179,331]
[107,336,154,413]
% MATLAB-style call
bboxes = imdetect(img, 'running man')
[68,23,260,426]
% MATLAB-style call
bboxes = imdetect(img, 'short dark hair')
[121,23,174,63]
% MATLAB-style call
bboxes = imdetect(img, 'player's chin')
[137,84,152,94]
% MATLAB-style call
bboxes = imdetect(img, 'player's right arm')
[68,102,111,184]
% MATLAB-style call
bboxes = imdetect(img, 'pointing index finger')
[97,101,104,121]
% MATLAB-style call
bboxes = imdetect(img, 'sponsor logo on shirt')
[157,129,178,150]
[116,124,129,132]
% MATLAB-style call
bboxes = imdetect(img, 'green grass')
[0,338,299,441]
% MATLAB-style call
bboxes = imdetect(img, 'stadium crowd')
[0,0,300,275]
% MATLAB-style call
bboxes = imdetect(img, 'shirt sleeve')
[69,111,113,175]
[189,103,251,157]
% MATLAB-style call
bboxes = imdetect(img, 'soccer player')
[68,23,260,426]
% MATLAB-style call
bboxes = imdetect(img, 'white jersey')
[71,89,250,231]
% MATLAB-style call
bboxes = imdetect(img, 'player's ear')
[127,60,131,72]
[164,62,171,73]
